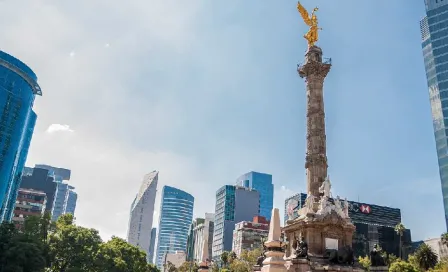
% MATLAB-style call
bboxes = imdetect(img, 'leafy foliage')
[358,255,371,270]
[0,214,161,272]
[414,243,438,271]
[389,260,420,272]
[178,261,199,272]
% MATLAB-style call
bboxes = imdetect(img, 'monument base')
[283,210,355,259]
[285,258,365,272]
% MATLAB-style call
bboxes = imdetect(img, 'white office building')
[127,171,158,262]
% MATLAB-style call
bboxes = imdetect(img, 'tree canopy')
[0,213,160,272]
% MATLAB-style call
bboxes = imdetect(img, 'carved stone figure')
[370,244,386,267]
[294,236,309,259]
[319,176,332,198]
[334,196,345,218]
[317,196,331,216]
[304,193,315,212]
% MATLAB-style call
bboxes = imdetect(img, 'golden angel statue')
[297,1,322,47]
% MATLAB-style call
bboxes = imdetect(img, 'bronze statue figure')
[370,244,386,267]
[297,1,322,48]
[294,236,308,258]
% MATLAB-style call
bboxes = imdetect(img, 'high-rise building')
[149,227,157,264]
[127,171,158,262]
[420,0,448,230]
[236,171,273,219]
[19,167,57,214]
[186,218,205,261]
[65,188,77,215]
[155,186,194,269]
[212,185,260,258]
[193,213,214,262]
[32,164,75,221]
[285,193,413,258]
[0,51,41,222]
[11,188,46,230]
[232,216,269,257]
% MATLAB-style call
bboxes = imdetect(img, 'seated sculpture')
[370,244,386,266]
[294,236,308,259]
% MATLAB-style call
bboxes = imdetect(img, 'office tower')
[421,0,448,230]
[65,188,77,215]
[19,167,57,213]
[155,186,194,269]
[127,171,158,262]
[35,164,71,182]
[149,227,157,264]
[193,213,214,262]
[211,185,260,258]
[186,218,205,261]
[0,51,41,222]
[32,164,75,221]
[285,193,413,258]
[11,188,46,230]
[232,216,269,257]
[236,171,273,219]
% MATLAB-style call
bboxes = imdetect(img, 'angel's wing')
[297,1,312,26]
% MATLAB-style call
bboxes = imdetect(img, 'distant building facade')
[423,237,448,261]
[232,216,269,257]
[163,251,186,272]
[33,164,76,221]
[12,188,46,230]
[420,0,448,230]
[19,167,57,213]
[212,185,260,258]
[127,171,158,262]
[149,227,157,264]
[236,171,273,219]
[193,213,214,262]
[155,186,194,269]
[285,193,412,258]
[186,218,205,261]
[0,51,41,222]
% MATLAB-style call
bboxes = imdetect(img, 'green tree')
[96,236,150,272]
[442,233,448,248]
[414,243,438,271]
[1,234,46,272]
[228,251,237,265]
[358,256,371,271]
[0,221,47,272]
[395,223,406,259]
[178,261,198,272]
[220,251,229,268]
[389,260,419,272]
[47,214,102,271]
[163,261,177,272]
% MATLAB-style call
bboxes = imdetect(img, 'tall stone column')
[298,45,331,198]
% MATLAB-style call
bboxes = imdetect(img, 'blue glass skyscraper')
[0,51,41,222]
[421,0,448,230]
[236,171,273,220]
[155,186,194,269]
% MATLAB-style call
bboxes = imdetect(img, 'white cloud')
[46,124,74,134]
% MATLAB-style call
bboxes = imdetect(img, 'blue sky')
[0,0,442,241]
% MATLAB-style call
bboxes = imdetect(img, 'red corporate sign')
[360,204,371,214]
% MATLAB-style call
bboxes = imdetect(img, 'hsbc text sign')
[348,202,371,214]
